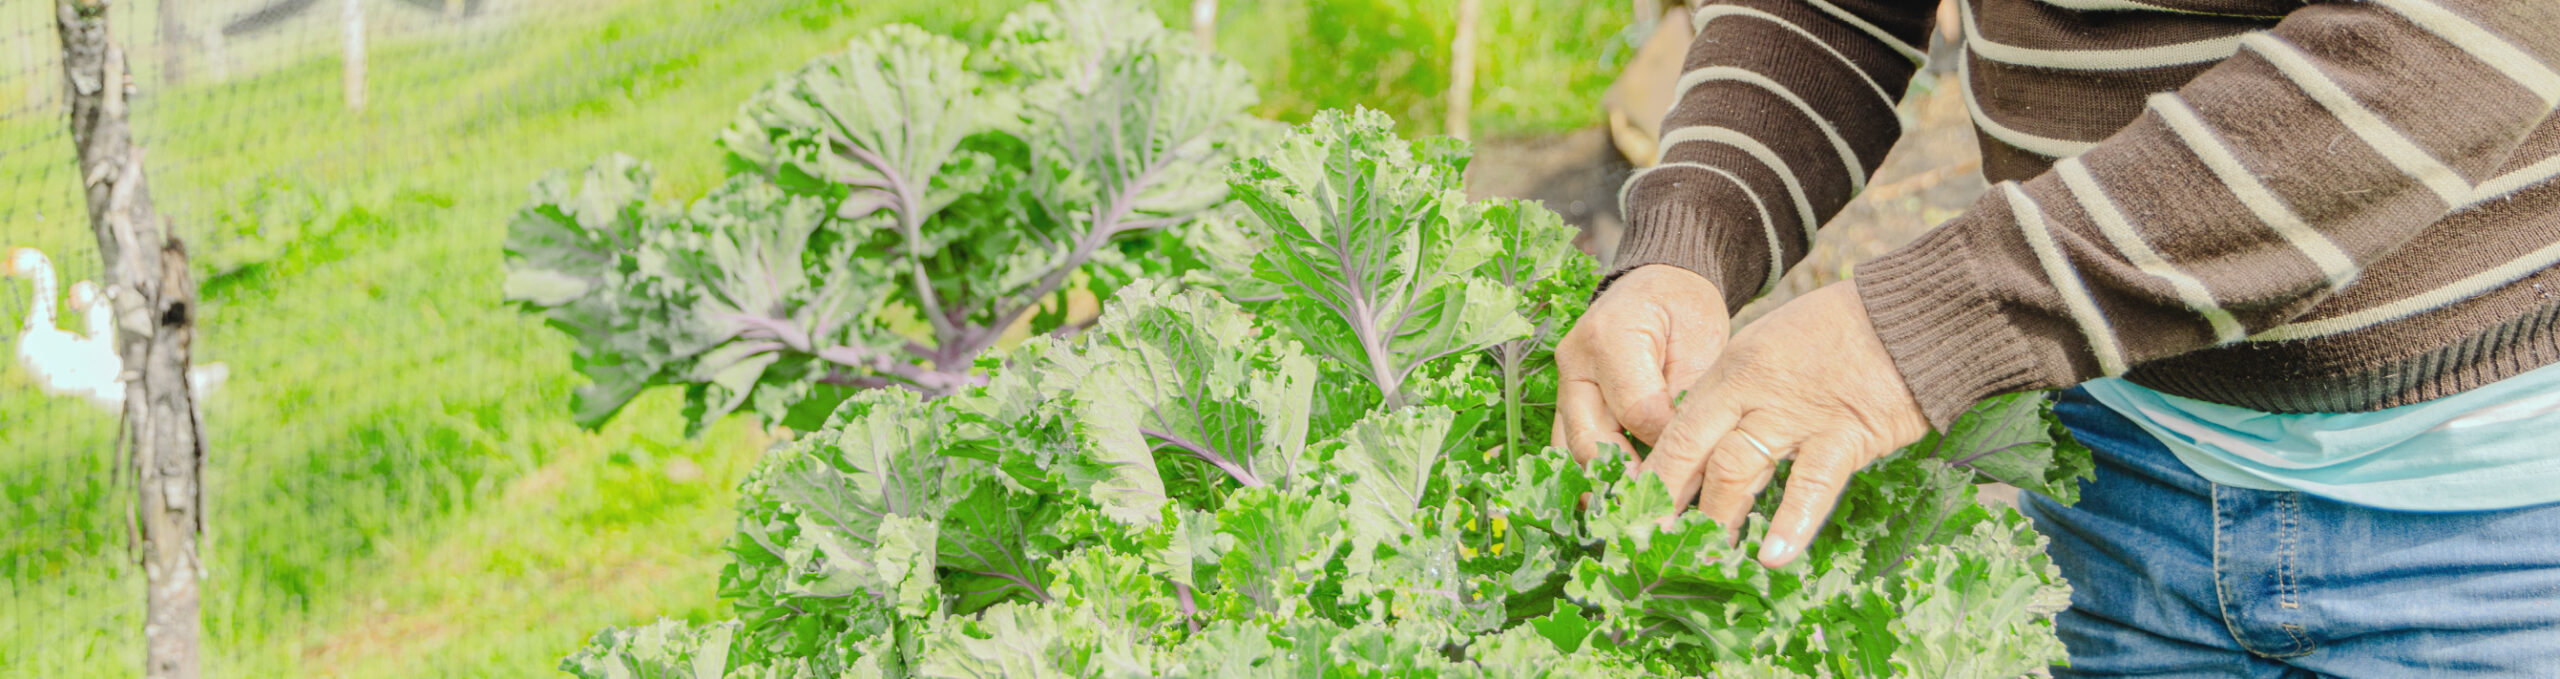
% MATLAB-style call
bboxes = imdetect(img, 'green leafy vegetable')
[506,0,1265,432]
[560,73,2092,677]
[1227,112,1528,408]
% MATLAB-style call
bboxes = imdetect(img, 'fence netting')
[0,1,1994,675]
[1,0,799,674]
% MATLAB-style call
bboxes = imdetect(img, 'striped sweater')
[1613,0,2560,428]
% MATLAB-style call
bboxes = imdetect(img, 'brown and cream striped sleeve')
[1860,0,2560,427]
[1609,0,1940,313]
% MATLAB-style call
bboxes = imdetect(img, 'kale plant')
[561,111,2092,678]
[502,0,1264,432]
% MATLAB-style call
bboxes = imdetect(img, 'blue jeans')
[2020,388,2560,678]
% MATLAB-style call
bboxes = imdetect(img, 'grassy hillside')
[0,0,1624,675]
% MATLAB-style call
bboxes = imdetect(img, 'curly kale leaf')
[1886,511,2073,678]
[502,156,706,428]
[513,0,1264,432]
[1475,198,1597,454]
[913,599,1172,679]
[1920,392,2096,505]
[502,157,909,432]
[721,391,1006,667]
[716,22,1009,393]
[561,619,739,679]
[1227,109,1530,406]
[949,1,1264,352]
[1044,281,1320,496]
[721,24,1007,225]
[563,108,2092,679]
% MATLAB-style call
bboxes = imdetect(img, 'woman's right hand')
[1551,264,1730,464]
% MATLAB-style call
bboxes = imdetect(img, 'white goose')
[6,247,225,410]
[67,281,115,359]
[7,247,121,408]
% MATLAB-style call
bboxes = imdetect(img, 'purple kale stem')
[1139,427,1265,487]
[1347,296,1404,407]
[718,341,790,365]
[1045,315,1100,339]
[963,569,1051,603]
[1175,583,1200,634]
[973,143,1192,360]
[812,345,870,367]
[812,345,981,394]
[815,373,901,390]
[1116,216,1185,232]
[712,311,812,351]
[842,142,963,348]
[1261,212,1397,403]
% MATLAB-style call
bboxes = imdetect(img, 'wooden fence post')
[156,0,185,85]
[342,0,365,111]
[203,17,228,83]
[1189,0,1216,52]
[52,2,208,678]
[1447,0,1478,141]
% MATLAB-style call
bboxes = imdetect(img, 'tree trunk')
[52,3,207,679]
[1446,0,1478,141]
[157,0,186,85]
[342,0,364,111]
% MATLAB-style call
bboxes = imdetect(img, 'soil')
[1462,126,1639,269]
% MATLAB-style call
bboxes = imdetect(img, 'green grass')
[5,1,864,675]
[1173,0,1631,137]
[0,0,1626,675]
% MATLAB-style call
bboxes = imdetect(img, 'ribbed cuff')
[1601,179,1772,313]
[1855,228,2051,431]
[1607,201,1732,301]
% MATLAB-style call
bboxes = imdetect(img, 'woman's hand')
[1637,280,1931,568]
[1552,265,1730,465]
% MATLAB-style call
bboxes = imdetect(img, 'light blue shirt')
[2080,362,2560,511]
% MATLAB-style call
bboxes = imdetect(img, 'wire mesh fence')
[0,0,819,674]
[0,0,1993,674]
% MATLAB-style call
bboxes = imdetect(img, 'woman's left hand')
[1637,280,1935,568]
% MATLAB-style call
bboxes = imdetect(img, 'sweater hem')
[2127,300,2560,413]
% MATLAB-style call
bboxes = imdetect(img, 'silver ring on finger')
[1735,430,1782,466]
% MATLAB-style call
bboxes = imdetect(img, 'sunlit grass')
[1172,0,1627,137]
[3,1,865,675]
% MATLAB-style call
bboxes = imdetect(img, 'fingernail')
[1759,537,1792,564]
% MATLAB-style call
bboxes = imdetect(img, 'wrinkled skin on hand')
[1552,265,1729,464]
[1638,280,1932,568]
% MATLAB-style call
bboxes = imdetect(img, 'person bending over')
[1557,0,2560,675]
